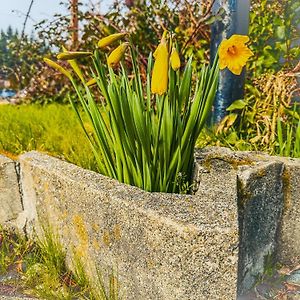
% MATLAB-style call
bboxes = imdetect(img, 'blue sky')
[0,0,112,34]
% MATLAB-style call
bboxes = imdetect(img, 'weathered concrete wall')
[0,148,299,299]
[0,155,23,228]
[276,157,300,266]
[194,147,300,295]
[237,160,284,295]
[17,151,239,300]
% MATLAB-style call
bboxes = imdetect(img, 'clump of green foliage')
[0,226,119,299]
[0,104,97,170]
[199,72,300,158]
[0,26,70,103]
[48,31,219,193]
[0,228,33,275]
[0,26,47,90]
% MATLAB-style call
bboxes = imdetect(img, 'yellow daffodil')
[170,48,181,71]
[219,35,253,75]
[107,43,129,68]
[98,33,127,48]
[43,58,72,80]
[151,34,169,95]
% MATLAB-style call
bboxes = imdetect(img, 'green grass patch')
[0,104,97,171]
[0,226,119,299]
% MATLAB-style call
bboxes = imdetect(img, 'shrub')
[207,71,300,158]
[248,0,300,77]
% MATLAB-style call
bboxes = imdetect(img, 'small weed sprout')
[174,172,195,194]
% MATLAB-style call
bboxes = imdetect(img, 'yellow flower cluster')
[151,33,253,95]
[43,32,129,87]
[56,32,129,69]
[44,31,253,96]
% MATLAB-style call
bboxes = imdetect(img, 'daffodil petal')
[219,58,228,70]
[230,35,249,44]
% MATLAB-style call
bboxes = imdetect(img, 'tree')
[0,27,49,89]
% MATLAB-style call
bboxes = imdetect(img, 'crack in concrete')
[14,162,24,212]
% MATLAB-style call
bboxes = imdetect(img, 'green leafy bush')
[204,72,300,158]
[248,0,300,77]
[36,0,214,65]
[202,0,300,157]
[0,27,69,103]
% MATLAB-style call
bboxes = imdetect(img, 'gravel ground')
[0,271,36,300]
[0,283,36,300]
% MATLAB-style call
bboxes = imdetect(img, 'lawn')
[0,104,97,171]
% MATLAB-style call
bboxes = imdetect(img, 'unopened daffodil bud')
[174,26,180,34]
[43,58,72,80]
[57,51,92,60]
[86,78,97,87]
[61,46,85,83]
[107,43,129,68]
[98,33,127,48]
[151,33,169,95]
[170,48,181,71]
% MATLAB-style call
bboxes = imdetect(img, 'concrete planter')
[0,147,299,299]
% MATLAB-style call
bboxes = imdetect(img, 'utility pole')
[70,0,79,49]
[210,0,251,123]
[21,0,34,40]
